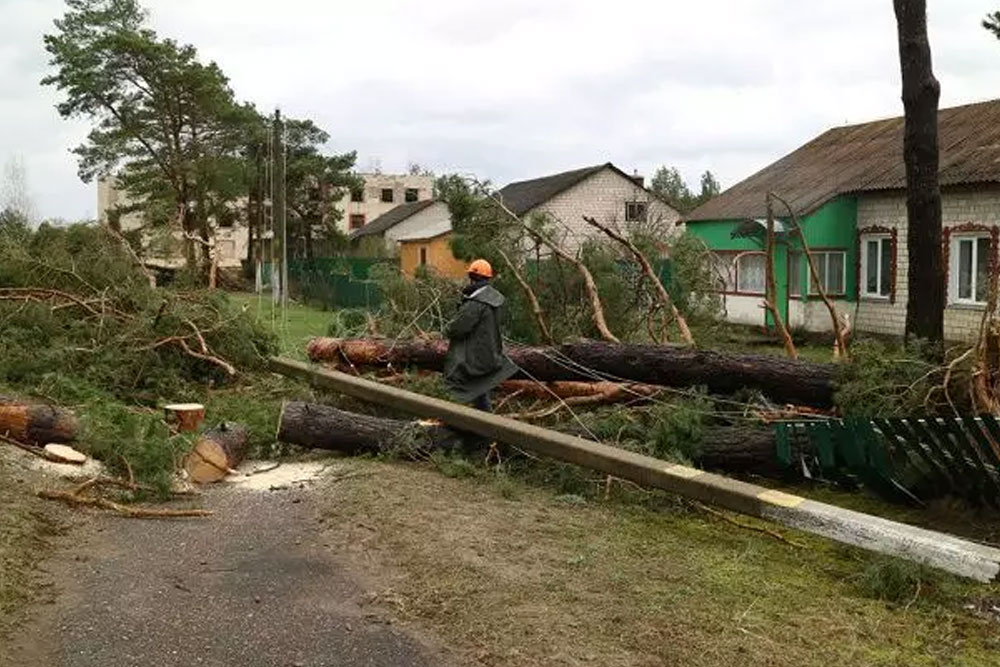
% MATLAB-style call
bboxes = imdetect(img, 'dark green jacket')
[443,284,518,403]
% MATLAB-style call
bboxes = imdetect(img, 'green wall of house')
[685,196,858,326]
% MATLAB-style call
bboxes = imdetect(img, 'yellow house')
[396,222,467,279]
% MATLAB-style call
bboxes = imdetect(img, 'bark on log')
[306,338,837,407]
[0,397,78,444]
[277,401,788,477]
[184,422,250,484]
[278,401,462,456]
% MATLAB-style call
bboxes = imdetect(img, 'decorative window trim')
[857,225,897,304]
[711,250,767,296]
[943,223,999,307]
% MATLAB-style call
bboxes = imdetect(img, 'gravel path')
[4,472,446,667]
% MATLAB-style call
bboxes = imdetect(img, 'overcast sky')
[2,0,998,221]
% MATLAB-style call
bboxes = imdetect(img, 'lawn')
[233,292,335,359]
[321,460,1000,667]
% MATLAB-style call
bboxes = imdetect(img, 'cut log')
[306,338,837,407]
[164,403,206,433]
[184,423,250,484]
[277,401,461,456]
[277,401,786,477]
[0,397,78,444]
[43,444,87,465]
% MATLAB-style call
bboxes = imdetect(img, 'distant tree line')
[647,166,720,214]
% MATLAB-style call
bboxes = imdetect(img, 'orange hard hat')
[467,259,493,278]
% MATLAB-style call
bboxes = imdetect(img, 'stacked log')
[306,338,837,407]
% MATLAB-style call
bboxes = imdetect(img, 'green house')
[683,99,1000,341]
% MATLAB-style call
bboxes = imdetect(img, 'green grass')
[322,460,1000,667]
[233,292,335,359]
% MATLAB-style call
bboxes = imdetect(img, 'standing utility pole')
[894,0,944,344]
[271,109,288,308]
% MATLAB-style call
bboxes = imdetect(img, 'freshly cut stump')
[43,444,87,464]
[0,397,78,444]
[164,403,206,433]
[184,423,250,484]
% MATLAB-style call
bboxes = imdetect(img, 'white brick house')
[498,163,680,252]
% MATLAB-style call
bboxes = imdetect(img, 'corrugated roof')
[686,98,1000,222]
[395,219,452,242]
[497,164,609,216]
[350,199,436,239]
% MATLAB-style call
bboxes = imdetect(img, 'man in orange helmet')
[443,259,517,412]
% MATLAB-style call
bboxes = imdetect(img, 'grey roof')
[350,199,436,239]
[686,98,1000,223]
[497,162,670,217]
[497,164,608,216]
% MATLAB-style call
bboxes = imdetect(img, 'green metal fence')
[775,417,1000,507]
[260,258,395,309]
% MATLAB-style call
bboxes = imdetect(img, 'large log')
[183,423,250,484]
[277,401,785,477]
[0,397,78,444]
[306,338,837,407]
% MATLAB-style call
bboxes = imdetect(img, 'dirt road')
[3,464,447,667]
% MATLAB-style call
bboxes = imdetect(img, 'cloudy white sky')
[2,0,999,220]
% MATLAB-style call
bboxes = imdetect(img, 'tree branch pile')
[0,222,276,402]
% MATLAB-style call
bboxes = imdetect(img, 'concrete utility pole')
[271,109,288,308]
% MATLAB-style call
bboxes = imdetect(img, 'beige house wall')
[855,187,1000,342]
[526,167,680,253]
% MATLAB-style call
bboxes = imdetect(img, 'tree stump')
[183,423,250,484]
[164,403,205,433]
[0,397,78,444]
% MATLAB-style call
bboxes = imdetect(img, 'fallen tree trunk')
[183,423,250,484]
[0,397,78,444]
[277,401,786,477]
[306,338,837,407]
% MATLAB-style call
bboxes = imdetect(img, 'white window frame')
[949,233,991,306]
[735,252,766,295]
[861,235,892,299]
[807,250,847,296]
[788,252,802,297]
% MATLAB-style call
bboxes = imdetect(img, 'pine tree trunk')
[0,398,78,444]
[277,402,787,477]
[305,338,837,407]
[894,0,944,344]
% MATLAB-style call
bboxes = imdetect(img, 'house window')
[419,247,428,266]
[950,234,991,305]
[381,188,394,203]
[350,189,364,203]
[711,252,737,293]
[405,188,419,203]
[625,201,648,222]
[861,236,892,298]
[349,214,366,230]
[788,252,802,297]
[736,252,766,295]
[808,251,846,296]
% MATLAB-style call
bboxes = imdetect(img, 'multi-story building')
[96,171,433,269]
[338,173,434,234]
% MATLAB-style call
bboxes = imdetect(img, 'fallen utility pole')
[270,357,1000,582]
